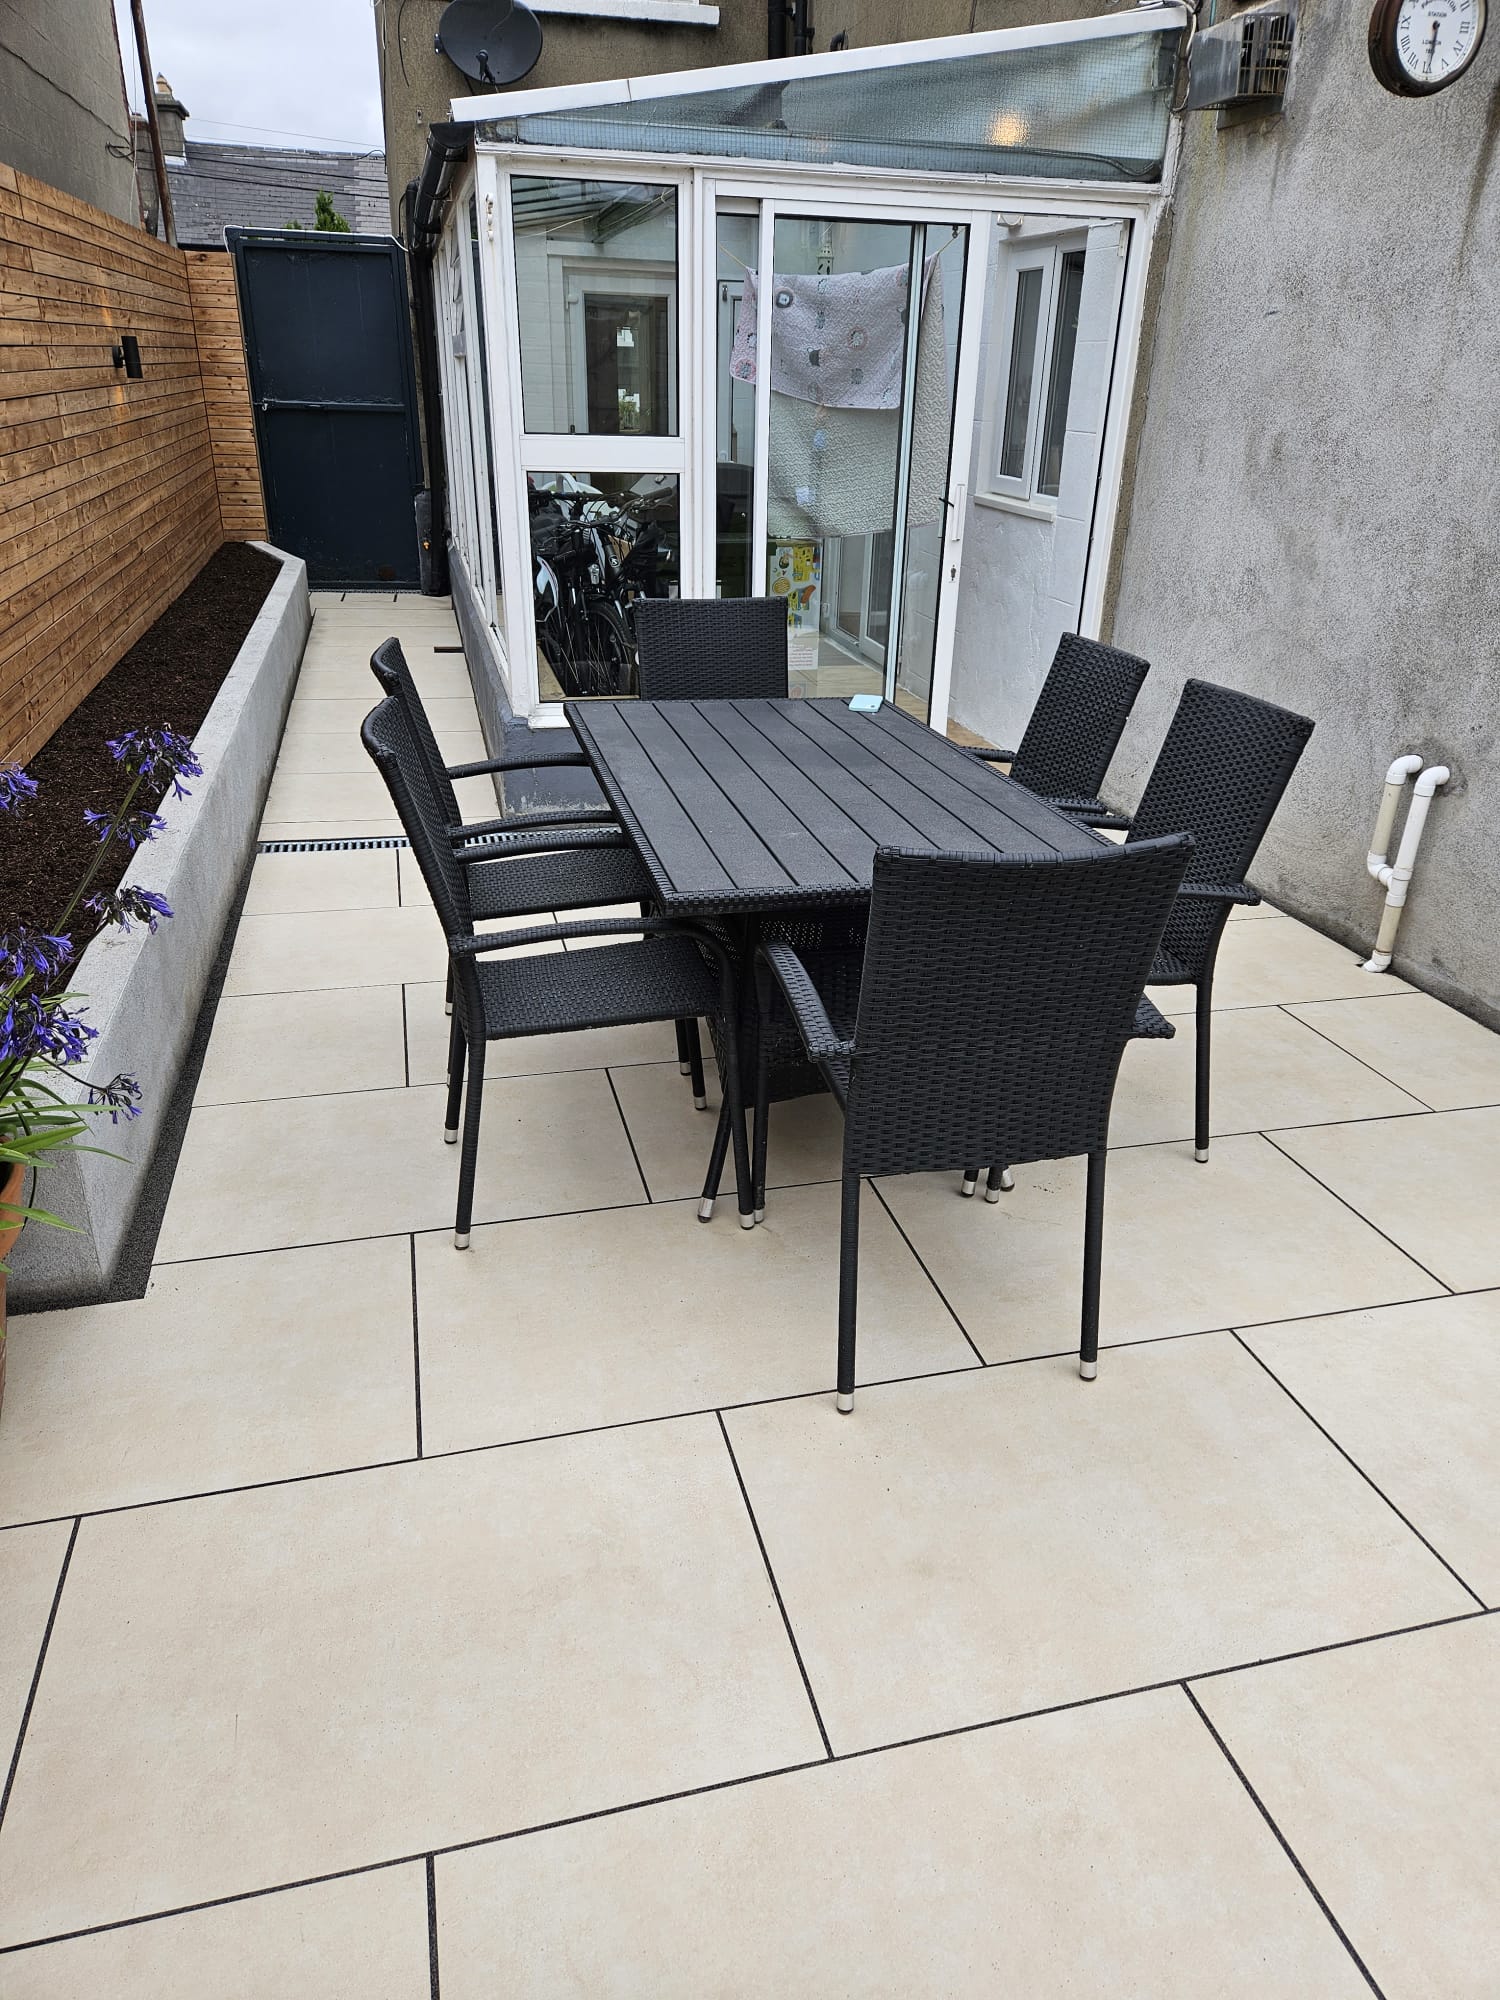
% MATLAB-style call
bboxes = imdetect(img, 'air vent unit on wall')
[1182,0,1297,111]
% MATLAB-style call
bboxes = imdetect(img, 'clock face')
[1370,0,1488,93]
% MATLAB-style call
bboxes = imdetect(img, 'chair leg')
[984,1164,1014,1202]
[444,1013,465,1143]
[752,964,772,1223]
[684,1018,708,1111]
[836,1170,860,1412]
[698,1101,732,1222]
[717,1006,755,1232]
[960,1165,979,1197]
[1194,978,1213,1163]
[1080,1148,1106,1380]
[674,1017,692,1078]
[444,966,453,1018]
[454,1041,486,1249]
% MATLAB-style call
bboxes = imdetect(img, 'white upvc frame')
[979,231,1087,510]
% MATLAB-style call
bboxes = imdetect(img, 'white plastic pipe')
[1362,759,1449,972]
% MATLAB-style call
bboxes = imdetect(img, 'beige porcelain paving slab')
[0,1523,73,1765]
[198,986,407,1105]
[1110,1005,1425,1149]
[225,906,448,995]
[438,1685,1368,2000]
[1275,1105,1500,1290]
[0,1240,415,1526]
[403,978,675,1082]
[415,1183,974,1454]
[1242,1293,1500,1602]
[262,771,402,826]
[1230,897,1288,920]
[2,1865,432,1999]
[282,694,481,740]
[155,1070,643,1261]
[1149,918,1412,1015]
[724,1335,1473,1753]
[273,728,485,777]
[1193,1616,1500,2000]
[0,1418,825,1946]
[612,1060,845,1203]
[878,1133,1437,1363]
[296,663,473,702]
[241,848,399,916]
[1288,990,1500,1111]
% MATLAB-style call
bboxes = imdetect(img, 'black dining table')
[566,695,1104,917]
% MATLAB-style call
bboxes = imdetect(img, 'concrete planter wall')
[8,543,310,1308]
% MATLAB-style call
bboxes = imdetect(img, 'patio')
[1,590,1498,1992]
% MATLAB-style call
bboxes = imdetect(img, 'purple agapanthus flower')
[83,885,174,935]
[0,993,97,1067]
[0,929,73,982]
[88,1072,143,1124]
[83,806,168,850]
[106,726,202,801]
[0,763,38,813]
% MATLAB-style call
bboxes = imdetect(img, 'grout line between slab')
[1230,1329,1487,1610]
[410,1236,424,1460]
[716,1412,833,1760]
[867,1178,987,1368]
[425,1854,441,2000]
[605,1067,653,1203]
[1278,1001,1438,1112]
[1261,1130,1455,1296]
[0,1519,79,1838]
[5,1609,1492,1963]
[1181,1683,1388,1999]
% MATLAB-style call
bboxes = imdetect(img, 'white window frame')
[979,231,1087,513]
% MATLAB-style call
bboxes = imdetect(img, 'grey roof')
[165,140,391,246]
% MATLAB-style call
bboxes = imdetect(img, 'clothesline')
[717,226,964,277]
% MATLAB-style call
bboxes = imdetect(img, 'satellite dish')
[436,0,543,87]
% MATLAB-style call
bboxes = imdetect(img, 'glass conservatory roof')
[466,17,1185,186]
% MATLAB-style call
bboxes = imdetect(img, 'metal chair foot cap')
[445,1003,453,1017]
[443,1128,458,1144]
[1079,1359,1097,1381]
[454,1231,470,1250]
[999,1169,1015,1191]
[984,1186,1002,1204]
[960,1178,977,1198]
[1194,1146,1210,1164]
[678,1061,692,1076]
[693,1095,708,1111]
[697,1198,715,1222]
[739,1211,756,1230]
[836,1391,855,1414]
[754,1207,765,1224]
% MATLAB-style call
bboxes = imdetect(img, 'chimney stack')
[153,74,188,162]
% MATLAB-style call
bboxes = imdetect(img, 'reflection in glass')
[528,472,679,702]
[512,177,678,436]
[1038,248,1086,497]
[715,210,758,597]
[999,265,1043,481]
[893,222,967,723]
[468,194,502,624]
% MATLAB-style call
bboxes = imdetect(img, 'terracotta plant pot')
[0,1159,26,1418]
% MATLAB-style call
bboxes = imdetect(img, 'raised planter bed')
[7,543,310,1307]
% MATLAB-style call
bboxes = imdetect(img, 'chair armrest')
[1130,995,1176,1041]
[1177,880,1260,905]
[446,751,588,779]
[454,825,628,864]
[759,940,855,1062]
[965,745,1016,764]
[1051,799,1133,831]
[449,914,680,958]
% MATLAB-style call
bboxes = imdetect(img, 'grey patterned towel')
[729,263,911,411]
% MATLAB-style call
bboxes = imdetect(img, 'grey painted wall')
[0,0,140,221]
[1102,0,1500,1024]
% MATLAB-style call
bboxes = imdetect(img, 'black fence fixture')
[112,334,143,378]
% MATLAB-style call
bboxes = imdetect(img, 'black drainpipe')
[405,122,473,595]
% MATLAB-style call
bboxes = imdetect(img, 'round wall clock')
[1369,0,1487,94]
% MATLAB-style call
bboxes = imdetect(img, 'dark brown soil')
[0,543,280,967]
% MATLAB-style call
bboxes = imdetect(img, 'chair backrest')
[634,597,789,702]
[1130,678,1314,976]
[361,695,474,943]
[1008,633,1150,801]
[369,636,464,828]
[844,836,1194,1178]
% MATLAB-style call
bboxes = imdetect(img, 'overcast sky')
[115,0,385,152]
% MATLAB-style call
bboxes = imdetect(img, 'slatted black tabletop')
[567,697,1104,917]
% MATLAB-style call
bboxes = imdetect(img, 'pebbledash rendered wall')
[1100,0,1500,1025]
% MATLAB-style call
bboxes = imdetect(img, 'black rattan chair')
[634,597,788,702]
[754,838,1193,1409]
[968,633,1148,831]
[1123,678,1314,1163]
[362,695,750,1243]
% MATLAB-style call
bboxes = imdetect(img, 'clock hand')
[1425,16,1441,71]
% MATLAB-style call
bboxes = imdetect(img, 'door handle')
[945,482,966,545]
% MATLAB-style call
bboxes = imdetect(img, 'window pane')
[512,178,678,436]
[528,471,679,701]
[469,195,503,625]
[998,265,1043,482]
[715,210,758,598]
[1037,249,1086,498]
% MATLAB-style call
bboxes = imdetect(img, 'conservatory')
[429,9,1186,752]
